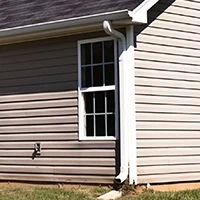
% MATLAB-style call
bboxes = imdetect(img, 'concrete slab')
[97,190,122,200]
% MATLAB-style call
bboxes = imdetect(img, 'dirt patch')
[121,179,148,197]
[151,182,200,192]
[0,181,106,190]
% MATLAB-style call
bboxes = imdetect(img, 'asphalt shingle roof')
[0,0,145,29]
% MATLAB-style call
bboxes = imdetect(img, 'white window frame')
[78,36,118,140]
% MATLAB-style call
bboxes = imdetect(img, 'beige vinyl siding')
[0,32,116,184]
[135,0,200,183]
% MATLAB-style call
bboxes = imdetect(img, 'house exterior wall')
[135,0,200,183]
[0,32,116,184]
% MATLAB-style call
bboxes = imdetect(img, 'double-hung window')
[78,37,117,140]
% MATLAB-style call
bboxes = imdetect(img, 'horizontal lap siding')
[135,0,200,183]
[0,33,116,184]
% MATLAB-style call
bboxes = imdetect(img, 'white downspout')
[102,0,160,187]
[126,25,137,185]
[103,20,128,184]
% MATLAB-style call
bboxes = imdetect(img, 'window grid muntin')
[84,91,115,115]
[85,112,114,116]
[81,41,115,88]
[81,61,114,68]
[105,91,108,136]
[91,43,94,87]
[79,37,117,139]
[93,92,96,136]
[102,42,105,87]
[83,90,115,137]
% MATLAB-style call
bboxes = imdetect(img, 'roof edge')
[0,0,161,45]
[129,0,160,23]
[0,10,130,45]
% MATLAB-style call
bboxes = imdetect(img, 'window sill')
[79,136,117,141]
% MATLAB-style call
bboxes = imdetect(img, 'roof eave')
[0,0,161,45]
[0,10,131,45]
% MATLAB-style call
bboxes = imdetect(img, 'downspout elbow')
[103,21,126,53]
[115,169,128,185]
[103,21,124,40]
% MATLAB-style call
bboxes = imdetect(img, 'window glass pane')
[80,39,116,138]
[95,92,105,113]
[93,42,103,64]
[93,65,103,86]
[105,64,114,85]
[104,40,114,62]
[82,66,91,87]
[86,115,94,136]
[107,114,115,136]
[85,93,93,114]
[96,115,105,136]
[107,90,115,113]
[81,43,91,65]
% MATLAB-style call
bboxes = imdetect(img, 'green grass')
[0,185,200,200]
[119,189,200,200]
[0,186,109,200]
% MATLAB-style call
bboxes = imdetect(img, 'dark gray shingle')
[0,0,144,29]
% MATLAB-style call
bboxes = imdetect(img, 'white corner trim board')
[129,0,160,23]
[126,25,137,185]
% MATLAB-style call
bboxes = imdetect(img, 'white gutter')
[103,20,129,184]
[0,0,160,45]
[0,10,130,45]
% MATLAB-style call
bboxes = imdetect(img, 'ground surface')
[119,189,200,200]
[0,182,199,199]
[0,184,108,200]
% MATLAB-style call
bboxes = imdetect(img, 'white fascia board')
[128,0,160,23]
[0,10,129,45]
